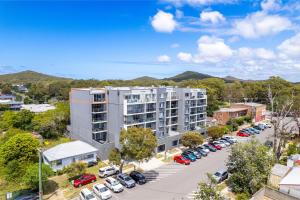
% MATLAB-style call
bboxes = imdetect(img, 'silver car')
[116,173,136,188]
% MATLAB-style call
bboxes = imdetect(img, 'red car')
[209,143,222,150]
[73,174,96,187]
[237,131,250,137]
[174,155,191,165]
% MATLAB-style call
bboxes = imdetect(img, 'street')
[104,127,274,200]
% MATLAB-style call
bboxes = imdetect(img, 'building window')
[185,93,189,97]
[172,140,178,146]
[94,93,105,102]
[157,144,165,152]
[84,154,94,159]
[93,132,107,143]
[56,159,62,166]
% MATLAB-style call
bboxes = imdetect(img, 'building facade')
[70,86,207,159]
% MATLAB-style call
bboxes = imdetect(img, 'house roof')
[280,167,300,186]
[43,140,98,162]
[216,107,248,113]
[21,104,55,113]
[271,164,290,177]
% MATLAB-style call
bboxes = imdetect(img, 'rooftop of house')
[216,107,248,113]
[233,102,265,107]
[43,140,98,162]
[21,104,56,113]
[271,164,291,177]
[280,167,300,186]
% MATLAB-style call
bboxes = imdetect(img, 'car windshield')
[136,173,144,178]
[124,177,131,181]
[111,181,119,186]
[99,187,108,192]
[214,172,221,177]
[86,194,95,200]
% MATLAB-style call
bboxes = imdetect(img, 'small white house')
[43,140,98,172]
[279,167,300,199]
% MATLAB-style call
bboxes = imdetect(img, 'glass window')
[93,132,107,143]
[56,159,62,166]
[172,140,178,146]
[94,93,105,102]
[157,144,165,152]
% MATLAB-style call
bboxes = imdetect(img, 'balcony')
[92,104,106,113]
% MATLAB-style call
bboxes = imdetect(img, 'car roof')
[94,183,106,189]
[81,188,92,195]
[216,169,227,173]
[100,165,115,170]
[118,173,129,178]
[106,177,117,182]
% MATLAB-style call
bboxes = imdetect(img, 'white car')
[80,188,97,200]
[261,122,272,128]
[199,145,210,153]
[219,139,230,146]
[223,136,237,143]
[104,177,124,193]
[99,165,119,178]
[213,141,226,148]
[93,183,112,200]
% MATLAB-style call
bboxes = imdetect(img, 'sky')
[0,0,300,81]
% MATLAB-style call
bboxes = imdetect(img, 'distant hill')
[165,71,214,82]
[0,70,72,84]
[132,76,158,81]
[223,76,242,82]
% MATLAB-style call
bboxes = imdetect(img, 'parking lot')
[76,126,274,200]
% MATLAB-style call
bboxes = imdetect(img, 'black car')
[129,171,146,185]
[195,147,208,157]
[203,144,217,152]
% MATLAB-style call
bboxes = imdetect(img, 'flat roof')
[271,164,290,177]
[43,140,98,162]
[280,167,300,185]
[21,104,56,113]
[217,107,248,113]
[234,102,265,107]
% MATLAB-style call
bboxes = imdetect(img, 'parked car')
[258,124,266,130]
[104,177,124,193]
[264,140,273,148]
[253,125,263,131]
[203,144,217,152]
[73,174,97,187]
[87,161,98,167]
[218,139,231,146]
[212,169,228,183]
[243,128,256,135]
[99,165,119,178]
[15,192,39,200]
[186,150,202,159]
[80,188,97,200]
[195,147,208,157]
[182,151,197,162]
[237,131,250,137]
[222,136,237,143]
[209,143,222,150]
[262,123,272,128]
[221,138,234,145]
[93,184,112,200]
[198,145,210,153]
[248,127,260,134]
[174,155,191,165]
[116,173,136,188]
[212,141,226,148]
[129,171,147,184]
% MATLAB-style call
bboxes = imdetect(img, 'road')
[106,127,274,200]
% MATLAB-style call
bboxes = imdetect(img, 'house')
[70,86,207,159]
[279,167,300,199]
[0,94,23,110]
[213,102,266,125]
[268,164,291,188]
[43,140,98,172]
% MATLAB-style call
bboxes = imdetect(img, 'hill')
[165,71,214,82]
[132,76,158,81]
[223,76,242,82]
[0,70,72,84]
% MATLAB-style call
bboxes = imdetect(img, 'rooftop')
[43,140,98,162]
[234,102,265,107]
[280,167,300,186]
[217,107,248,113]
[271,164,291,177]
[21,104,56,113]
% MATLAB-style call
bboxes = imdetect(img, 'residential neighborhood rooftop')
[280,167,300,186]
[217,107,248,113]
[271,164,291,177]
[21,104,56,113]
[43,140,98,162]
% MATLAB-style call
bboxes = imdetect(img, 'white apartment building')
[70,86,207,159]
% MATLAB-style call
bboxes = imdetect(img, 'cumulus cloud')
[238,47,275,60]
[193,35,233,63]
[162,0,236,7]
[175,9,184,19]
[157,55,171,62]
[261,0,281,11]
[200,11,225,24]
[177,52,192,62]
[232,11,292,38]
[151,10,177,33]
[277,33,300,59]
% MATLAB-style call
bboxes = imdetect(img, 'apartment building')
[70,86,207,159]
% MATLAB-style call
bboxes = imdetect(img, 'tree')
[194,174,224,200]
[108,148,121,166]
[63,162,87,179]
[0,133,39,165]
[180,131,204,148]
[22,163,53,189]
[119,127,157,172]
[207,126,226,140]
[227,140,274,195]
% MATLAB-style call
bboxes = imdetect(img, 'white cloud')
[200,11,225,24]
[162,0,236,7]
[177,52,192,62]
[171,43,180,48]
[157,55,171,62]
[238,47,275,60]
[175,9,184,19]
[277,33,300,59]
[193,35,233,63]
[232,11,292,38]
[151,10,177,33]
[261,0,281,11]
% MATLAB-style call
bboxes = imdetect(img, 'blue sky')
[0,0,300,81]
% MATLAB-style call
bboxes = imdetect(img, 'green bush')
[63,162,87,179]
[243,116,252,123]
[236,193,250,200]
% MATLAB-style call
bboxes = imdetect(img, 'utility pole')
[38,148,43,200]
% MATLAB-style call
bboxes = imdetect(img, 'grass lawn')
[43,137,72,149]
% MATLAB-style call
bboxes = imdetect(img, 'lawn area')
[43,137,72,149]
[0,177,28,200]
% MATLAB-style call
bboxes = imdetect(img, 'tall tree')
[194,174,225,200]
[207,126,226,140]
[180,131,204,149]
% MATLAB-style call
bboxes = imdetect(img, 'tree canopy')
[180,131,204,148]
[207,126,227,140]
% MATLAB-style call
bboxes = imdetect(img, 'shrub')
[63,162,87,179]
[236,193,250,200]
